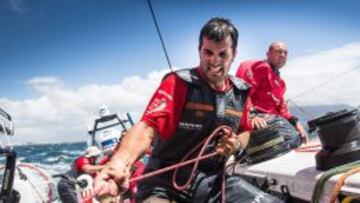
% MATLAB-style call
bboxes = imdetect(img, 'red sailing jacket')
[141,68,252,141]
[236,60,293,120]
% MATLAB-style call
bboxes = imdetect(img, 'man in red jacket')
[94,17,282,203]
[236,42,309,144]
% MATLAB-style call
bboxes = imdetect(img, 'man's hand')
[93,158,131,199]
[295,122,310,144]
[251,116,267,129]
[216,128,249,157]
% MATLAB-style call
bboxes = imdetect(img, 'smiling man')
[94,18,282,203]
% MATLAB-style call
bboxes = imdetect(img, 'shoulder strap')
[175,68,202,86]
[228,76,250,91]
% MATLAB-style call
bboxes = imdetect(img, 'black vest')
[143,68,249,186]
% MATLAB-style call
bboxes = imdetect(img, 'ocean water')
[12,142,87,175]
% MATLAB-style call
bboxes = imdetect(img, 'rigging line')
[290,65,360,100]
[287,99,315,119]
[147,0,173,71]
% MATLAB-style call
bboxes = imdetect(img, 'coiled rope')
[130,125,233,203]
[88,126,235,202]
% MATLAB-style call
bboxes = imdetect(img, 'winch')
[308,108,360,170]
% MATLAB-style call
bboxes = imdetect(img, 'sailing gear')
[141,70,188,141]
[309,109,360,170]
[146,68,249,168]
[141,67,252,141]
[137,68,281,202]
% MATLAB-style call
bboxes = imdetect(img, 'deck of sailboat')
[234,141,360,202]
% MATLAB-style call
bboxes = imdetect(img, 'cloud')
[283,42,360,106]
[27,76,64,92]
[0,69,169,144]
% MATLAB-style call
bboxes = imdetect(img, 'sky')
[0,0,359,144]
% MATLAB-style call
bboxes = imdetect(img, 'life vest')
[143,68,249,188]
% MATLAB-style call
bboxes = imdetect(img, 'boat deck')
[234,145,360,202]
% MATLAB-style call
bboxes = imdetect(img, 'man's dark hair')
[199,17,238,52]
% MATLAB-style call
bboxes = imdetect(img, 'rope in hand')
[94,125,234,203]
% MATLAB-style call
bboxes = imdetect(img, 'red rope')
[129,125,232,203]
[90,126,233,202]
[130,152,218,183]
[294,143,322,153]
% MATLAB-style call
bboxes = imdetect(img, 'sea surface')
[12,142,87,175]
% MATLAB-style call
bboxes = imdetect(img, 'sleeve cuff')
[288,116,299,126]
